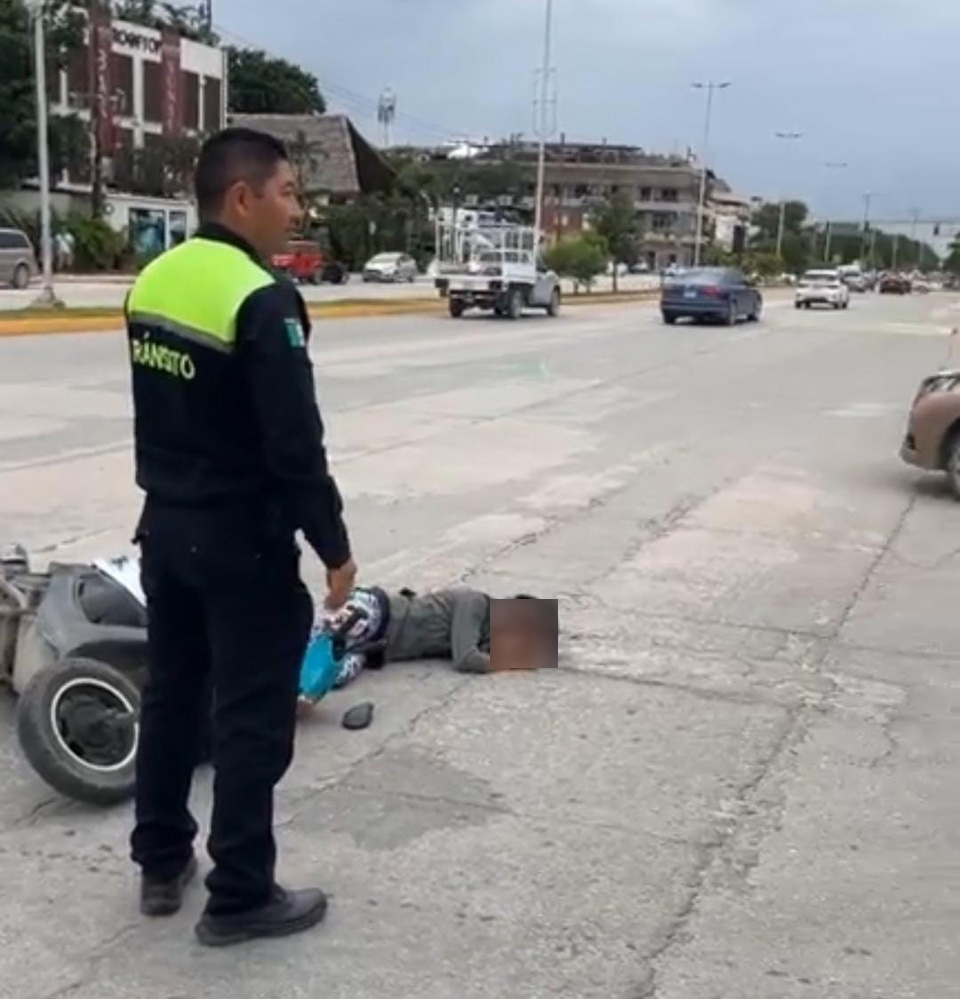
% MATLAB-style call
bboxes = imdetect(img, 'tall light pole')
[692,80,730,267]
[822,161,847,263]
[860,190,872,265]
[25,0,61,308]
[533,0,556,243]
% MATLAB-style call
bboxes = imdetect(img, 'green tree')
[227,47,326,115]
[0,0,86,188]
[546,232,608,294]
[751,200,809,243]
[112,1,217,43]
[593,191,638,292]
[944,235,960,277]
[745,251,780,278]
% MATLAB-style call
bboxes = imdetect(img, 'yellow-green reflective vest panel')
[127,238,275,352]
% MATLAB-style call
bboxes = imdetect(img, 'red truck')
[271,240,347,285]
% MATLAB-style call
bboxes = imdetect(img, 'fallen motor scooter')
[0,546,147,805]
[2,545,366,805]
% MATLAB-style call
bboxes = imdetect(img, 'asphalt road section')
[2,291,960,998]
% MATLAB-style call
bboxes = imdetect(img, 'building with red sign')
[41,10,226,255]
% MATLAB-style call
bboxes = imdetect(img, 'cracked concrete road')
[2,291,960,998]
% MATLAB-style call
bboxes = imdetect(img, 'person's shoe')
[195,887,328,947]
[140,855,198,917]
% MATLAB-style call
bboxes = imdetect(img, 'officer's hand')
[325,557,358,610]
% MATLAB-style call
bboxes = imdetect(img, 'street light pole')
[533,0,555,244]
[692,80,730,267]
[774,131,802,262]
[26,0,61,308]
[822,161,847,263]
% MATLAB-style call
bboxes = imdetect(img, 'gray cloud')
[218,0,958,233]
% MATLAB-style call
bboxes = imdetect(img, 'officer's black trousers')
[130,503,313,915]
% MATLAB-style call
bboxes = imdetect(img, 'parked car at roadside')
[901,368,960,497]
[0,227,37,289]
[363,252,418,283]
[661,267,762,326]
[794,269,850,310]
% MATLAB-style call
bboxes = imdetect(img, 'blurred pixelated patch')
[489,597,559,673]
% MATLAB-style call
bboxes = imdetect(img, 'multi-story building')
[399,139,749,268]
[43,9,227,253]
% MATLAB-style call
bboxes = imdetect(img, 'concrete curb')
[0,290,659,338]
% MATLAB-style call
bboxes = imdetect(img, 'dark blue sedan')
[661,267,763,325]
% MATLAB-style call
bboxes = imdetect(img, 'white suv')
[795,269,850,310]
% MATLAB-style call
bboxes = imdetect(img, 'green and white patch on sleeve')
[284,317,306,348]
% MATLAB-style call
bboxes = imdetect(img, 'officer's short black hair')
[195,127,290,219]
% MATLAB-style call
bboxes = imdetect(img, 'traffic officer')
[126,127,356,947]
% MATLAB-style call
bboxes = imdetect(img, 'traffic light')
[934,224,941,236]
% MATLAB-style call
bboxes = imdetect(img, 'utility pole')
[821,162,847,263]
[533,0,556,243]
[25,0,61,308]
[774,131,802,262]
[860,191,872,264]
[892,232,899,270]
[692,80,730,267]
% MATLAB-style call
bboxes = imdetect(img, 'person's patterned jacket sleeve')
[236,282,351,569]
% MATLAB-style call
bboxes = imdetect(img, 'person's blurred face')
[490,600,558,673]
[220,159,302,260]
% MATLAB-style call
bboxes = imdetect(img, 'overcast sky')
[217,0,956,235]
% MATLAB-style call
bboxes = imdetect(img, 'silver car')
[0,228,37,289]
[362,252,418,283]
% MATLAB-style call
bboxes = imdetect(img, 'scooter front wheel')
[16,658,140,806]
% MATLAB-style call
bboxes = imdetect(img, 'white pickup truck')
[434,221,561,320]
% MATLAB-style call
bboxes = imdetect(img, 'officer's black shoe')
[195,886,328,947]
[140,855,198,917]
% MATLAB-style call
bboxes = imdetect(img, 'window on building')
[111,127,135,189]
[130,207,167,261]
[143,60,162,123]
[203,76,222,131]
[182,71,199,130]
[66,48,88,107]
[45,57,62,104]
[652,212,677,233]
[639,187,652,201]
[573,184,589,200]
[660,188,679,203]
[112,54,134,116]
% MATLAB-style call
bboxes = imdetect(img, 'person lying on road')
[304,585,558,697]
